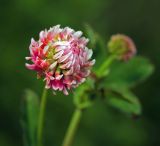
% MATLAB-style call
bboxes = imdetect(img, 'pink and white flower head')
[25,25,95,95]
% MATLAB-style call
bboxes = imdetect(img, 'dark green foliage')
[21,90,39,146]
[103,56,154,89]
[76,26,154,118]
[106,89,141,116]
[84,24,98,49]
[74,78,96,109]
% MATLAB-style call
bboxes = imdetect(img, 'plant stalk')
[62,108,82,146]
[37,87,48,146]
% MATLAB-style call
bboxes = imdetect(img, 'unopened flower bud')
[108,34,136,61]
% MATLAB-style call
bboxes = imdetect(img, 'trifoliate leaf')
[105,89,141,117]
[101,56,154,89]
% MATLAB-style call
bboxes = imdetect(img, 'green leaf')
[84,24,98,48]
[106,89,141,116]
[102,56,154,89]
[84,23,107,55]
[73,78,95,109]
[84,24,109,74]
[21,89,40,146]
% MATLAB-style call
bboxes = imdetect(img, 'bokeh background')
[0,0,160,146]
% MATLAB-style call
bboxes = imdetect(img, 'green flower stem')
[62,108,82,146]
[99,54,116,72]
[97,54,117,77]
[37,87,48,146]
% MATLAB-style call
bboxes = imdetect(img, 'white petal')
[39,31,44,38]
[54,24,61,29]
[55,46,66,52]
[87,49,93,60]
[52,84,58,90]
[55,74,63,80]
[50,76,55,80]
[29,47,33,55]
[45,84,50,89]
[49,61,57,70]
[25,57,32,60]
[63,87,69,95]
[64,27,74,34]
[70,54,73,60]
[71,80,76,84]
[53,50,64,59]
[81,37,89,44]
[71,56,76,65]
[53,25,62,34]
[79,56,84,65]
[59,51,72,63]
[73,31,82,38]
[31,38,36,44]
[80,78,86,83]
[43,45,50,54]
[85,47,88,51]
[90,59,96,65]
[49,25,60,32]
[85,70,91,76]
[60,61,72,69]
[39,30,46,38]
[53,41,70,46]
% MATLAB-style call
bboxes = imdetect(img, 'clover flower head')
[108,34,137,61]
[25,25,95,95]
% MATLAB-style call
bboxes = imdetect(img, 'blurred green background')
[0,0,160,146]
